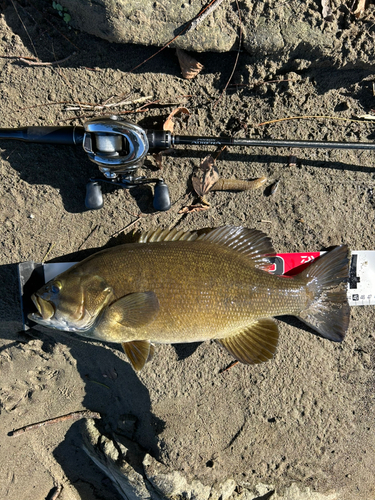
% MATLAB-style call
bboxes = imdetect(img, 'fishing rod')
[1,116,375,210]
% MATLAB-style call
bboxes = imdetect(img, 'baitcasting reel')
[1,115,375,211]
[81,117,172,211]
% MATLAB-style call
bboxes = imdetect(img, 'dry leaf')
[176,48,204,79]
[353,0,367,17]
[178,203,211,214]
[152,152,164,169]
[321,0,333,20]
[210,176,267,192]
[152,149,174,169]
[192,156,220,197]
[163,107,190,133]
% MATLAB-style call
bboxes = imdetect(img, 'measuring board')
[269,251,373,307]
[18,250,374,330]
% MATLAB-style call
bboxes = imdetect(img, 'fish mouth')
[31,294,55,321]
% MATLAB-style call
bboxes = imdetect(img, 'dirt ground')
[0,1,375,499]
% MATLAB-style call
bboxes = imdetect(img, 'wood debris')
[321,0,333,20]
[210,176,267,192]
[353,0,367,18]
[9,410,101,437]
[176,49,204,79]
[181,156,267,214]
[357,114,375,120]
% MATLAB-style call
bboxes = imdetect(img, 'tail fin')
[297,245,350,342]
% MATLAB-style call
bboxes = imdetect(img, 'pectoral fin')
[122,341,155,371]
[216,319,279,364]
[106,291,159,328]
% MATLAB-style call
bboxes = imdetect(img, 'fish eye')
[50,281,62,294]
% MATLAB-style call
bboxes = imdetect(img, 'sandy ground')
[0,2,375,499]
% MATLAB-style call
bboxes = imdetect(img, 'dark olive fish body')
[29,226,350,371]
[88,241,307,343]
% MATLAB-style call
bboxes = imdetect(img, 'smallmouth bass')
[29,226,350,371]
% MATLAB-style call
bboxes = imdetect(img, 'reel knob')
[85,181,103,210]
[153,180,171,211]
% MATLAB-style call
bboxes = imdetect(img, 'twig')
[185,0,226,32]
[9,410,101,437]
[41,242,56,263]
[228,78,298,88]
[219,360,239,373]
[10,0,38,58]
[25,0,80,50]
[210,176,267,191]
[19,53,75,66]
[130,0,225,72]
[60,106,150,122]
[256,115,370,126]
[18,101,74,111]
[0,55,37,60]
[111,216,143,237]
[78,225,99,251]
[64,95,153,111]
[213,0,242,108]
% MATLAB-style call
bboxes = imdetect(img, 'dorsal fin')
[136,227,200,243]
[197,226,275,270]
[136,226,275,270]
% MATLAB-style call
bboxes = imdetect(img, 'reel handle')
[153,180,171,211]
[85,181,103,210]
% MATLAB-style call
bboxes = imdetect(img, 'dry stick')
[9,410,101,437]
[130,0,225,72]
[64,95,153,111]
[256,115,370,127]
[26,0,80,50]
[78,225,99,251]
[228,78,298,88]
[18,101,79,111]
[41,242,56,263]
[19,53,76,66]
[111,216,143,237]
[11,0,38,59]
[61,104,152,122]
[213,0,242,108]
[219,360,239,373]
[210,176,267,191]
[185,0,226,32]
[0,55,37,60]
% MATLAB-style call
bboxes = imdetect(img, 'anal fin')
[216,319,279,364]
[122,340,155,371]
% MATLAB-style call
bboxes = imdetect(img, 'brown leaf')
[152,152,164,169]
[152,149,174,169]
[176,49,204,79]
[192,156,220,197]
[163,107,190,133]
